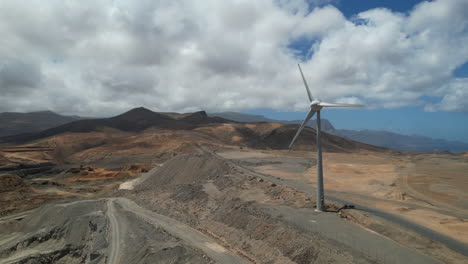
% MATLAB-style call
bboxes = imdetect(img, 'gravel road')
[106,200,121,264]
[201,147,467,261]
[107,198,249,264]
[0,197,249,264]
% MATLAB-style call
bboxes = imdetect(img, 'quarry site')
[0,108,467,264]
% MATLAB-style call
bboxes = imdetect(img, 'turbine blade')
[289,110,316,148]
[318,102,365,107]
[298,64,314,102]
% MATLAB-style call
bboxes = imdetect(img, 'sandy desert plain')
[0,108,467,264]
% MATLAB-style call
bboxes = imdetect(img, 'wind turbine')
[289,64,364,212]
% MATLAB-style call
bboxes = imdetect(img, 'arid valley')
[0,108,467,264]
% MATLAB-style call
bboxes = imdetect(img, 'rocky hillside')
[0,108,230,144]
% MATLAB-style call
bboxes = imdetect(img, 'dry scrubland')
[0,109,467,263]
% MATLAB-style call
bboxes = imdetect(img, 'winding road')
[200,147,468,258]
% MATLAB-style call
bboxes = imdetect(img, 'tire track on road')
[106,199,121,264]
[115,198,250,264]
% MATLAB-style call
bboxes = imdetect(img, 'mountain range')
[209,112,335,131]
[0,108,381,154]
[0,111,83,137]
[0,108,229,144]
[209,112,468,153]
[331,129,468,153]
[0,110,466,153]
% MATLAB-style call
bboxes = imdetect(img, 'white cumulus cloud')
[0,0,467,116]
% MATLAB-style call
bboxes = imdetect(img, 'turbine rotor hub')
[310,100,322,111]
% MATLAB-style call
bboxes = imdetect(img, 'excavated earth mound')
[137,152,233,188]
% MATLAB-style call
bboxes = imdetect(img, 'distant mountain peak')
[179,110,209,123]
[191,110,208,118]
[125,107,154,114]
[114,107,174,124]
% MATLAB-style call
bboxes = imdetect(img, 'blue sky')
[332,0,425,17]
[245,107,468,142]
[244,0,468,143]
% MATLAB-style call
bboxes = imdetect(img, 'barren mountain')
[210,112,468,153]
[0,111,83,137]
[0,107,380,153]
[0,108,229,145]
[210,111,335,131]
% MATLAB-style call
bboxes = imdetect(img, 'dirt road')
[0,197,248,264]
[107,198,249,264]
[106,200,121,264]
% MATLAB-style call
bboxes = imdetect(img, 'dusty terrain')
[0,108,467,263]
[116,150,448,263]
[0,198,243,264]
[217,147,468,259]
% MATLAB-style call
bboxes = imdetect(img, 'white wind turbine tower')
[289,64,365,212]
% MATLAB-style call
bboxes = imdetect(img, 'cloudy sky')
[0,0,467,140]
